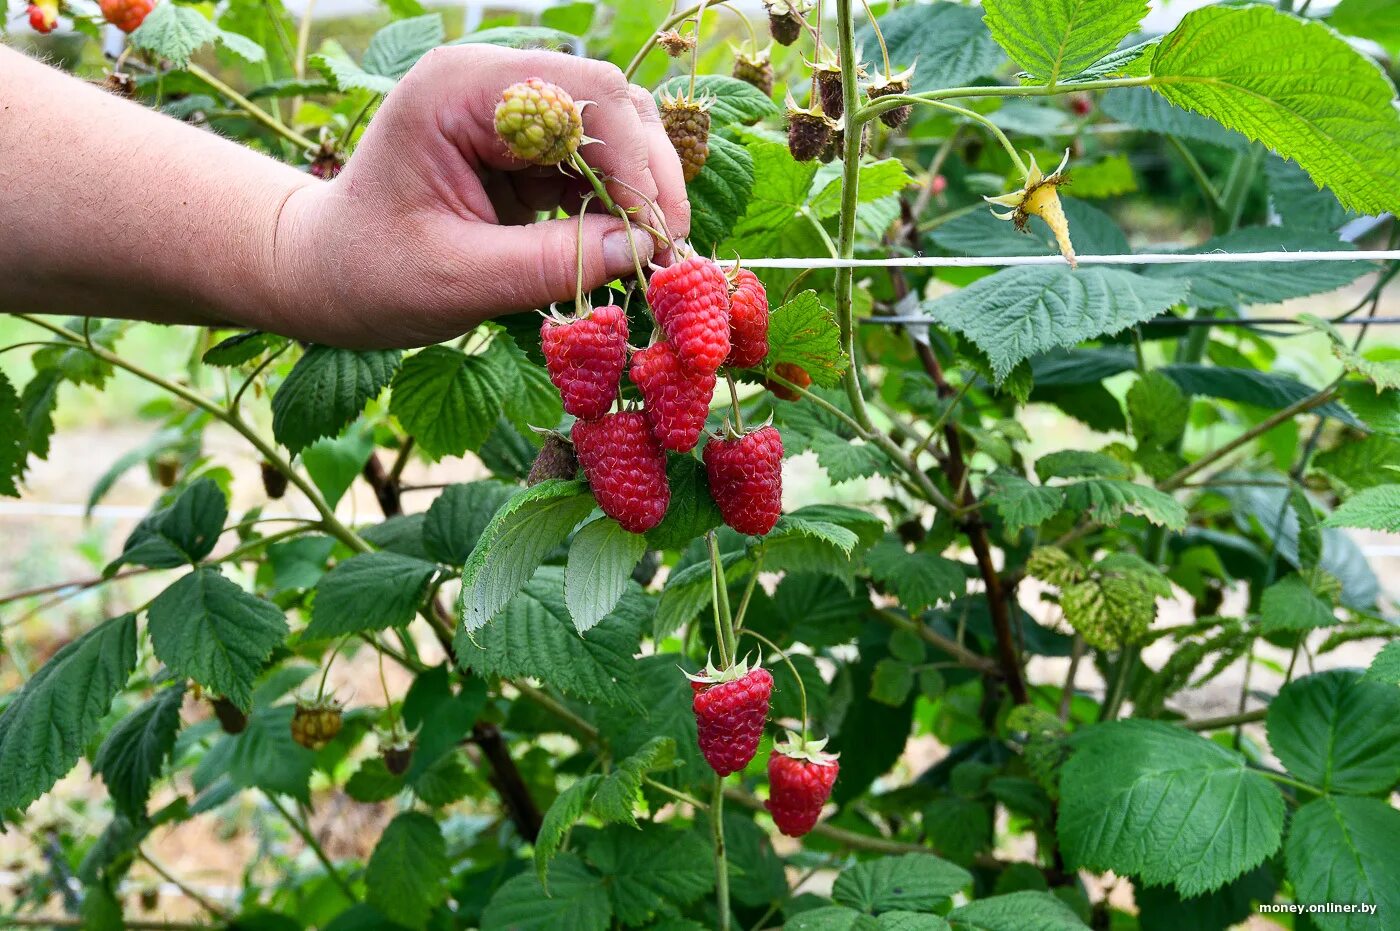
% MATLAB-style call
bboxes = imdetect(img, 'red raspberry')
[27,1,57,31]
[646,257,730,376]
[629,341,715,453]
[690,662,774,776]
[703,425,783,536]
[726,270,769,370]
[765,362,811,401]
[571,411,670,533]
[100,0,154,32]
[541,304,628,421]
[766,735,839,837]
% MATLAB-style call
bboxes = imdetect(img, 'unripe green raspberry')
[660,92,712,182]
[494,78,585,166]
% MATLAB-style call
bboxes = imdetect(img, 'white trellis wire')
[726,249,1400,269]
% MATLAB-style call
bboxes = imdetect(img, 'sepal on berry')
[684,652,760,686]
[659,90,714,182]
[772,729,839,765]
[865,64,916,128]
[985,149,1076,267]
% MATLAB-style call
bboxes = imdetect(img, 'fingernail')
[602,227,653,276]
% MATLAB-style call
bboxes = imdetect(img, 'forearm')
[0,47,312,330]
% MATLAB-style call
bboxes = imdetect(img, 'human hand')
[271,44,691,348]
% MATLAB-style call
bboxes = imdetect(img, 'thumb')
[485,213,654,310]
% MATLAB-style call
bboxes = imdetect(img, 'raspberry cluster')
[538,255,786,538]
[99,0,154,33]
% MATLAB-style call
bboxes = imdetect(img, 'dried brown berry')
[211,696,248,735]
[658,29,696,57]
[153,454,179,488]
[291,700,343,751]
[813,64,845,119]
[261,460,288,499]
[660,92,712,182]
[732,47,774,98]
[786,103,836,162]
[383,741,415,776]
[764,0,808,45]
[103,71,136,98]
[527,432,580,486]
[866,68,914,128]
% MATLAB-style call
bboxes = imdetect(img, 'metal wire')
[862,315,1400,328]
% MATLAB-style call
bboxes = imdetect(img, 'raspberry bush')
[5,1,1400,929]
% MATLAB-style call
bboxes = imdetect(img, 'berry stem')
[711,774,731,931]
[731,549,764,630]
[575,192,597,306]
[857,0,892,81]
[725,373,745,433]
[739,628,809,743]
[706,531,738,666]
[688,0,709,100]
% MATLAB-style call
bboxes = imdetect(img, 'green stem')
[1182,707,1268,731]
[731,551,764,630]
[913,99,1028,176]
[712,775,731,931]
[738,629,808,741]
[857,75,1155,124]
[263,793,354,901]
[1166,135,1224,217]
[187,63,316,151]
[725,374,745,432]
[707,532,738,665]
[1259,769,1321,796]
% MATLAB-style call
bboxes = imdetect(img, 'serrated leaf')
[364,13,443,78]
[130,2,216,66]
[832,852,971,913]
[192,705,318,802]
[983,0,1148,83]
[856,1,1005,93]
[1035,450,1133,483]
[216,28,266,62]
[592,654,710,788]
[810,159,912,219]
[1266,670,1400,795]
[764,291,849,388]
[311,54,398,94]
[1324,484,1400,533]
[1259,576,1335,632]
[455,567,643,708]
[729,140,818,253]
[870,658,915,707]
[147,568,288,710]
[1267,154,1356,231]
[94,684,185,817]
[202,331,287,367]
[272,346,400,453]
[787,907,881,931]
[301,423,376,509]
[453,24,577,48]
[366,811,450,929]
[1148,5,1400,215]
[947,891,1088,930]
[422,481,515,566]
[584,824,713,926]
[110,477,227,572]
[1163,364,1357,426]
[590,736,676,826]
[865,540,964,613]
[645,456,722,551]
[1063,479,1186,529]
[655,75,779,126]
[1285,796,1400,931]
[389,345,509,459]
[1059,720,1285,896]
[930,197,1128,258]
[0,614,137,811]
[924,266,1187,383]
[653,549,753,640]
[1330,0,1400,56]
[687,134,755,253]
[1100,85,1247,149]
[481,854,610,931]
[305,551,438,640]
[1128,371,1187,449]
[346,757,405,803]
[566,517,647,634]
[985,473,1066,533]
[1366,640,1400,685]
[457,480,596,633]
[0,371,26,497]
[536,774,603,889]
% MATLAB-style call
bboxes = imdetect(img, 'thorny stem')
[739,628,808,741]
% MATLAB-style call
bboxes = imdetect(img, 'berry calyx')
[765,362,811,401]
[725,268,769,370]
[572,411,670,533]
[540,303,629,421]
[766,731,839,837]
[985,149,1076,267]
[629,341,716,453]
[785,98,837,163]
[689,657,774,776]
[732,46,775,98]
[703,423,783,536]
[99,0,154,33]
[646,255,731,376]
[494,78,586,166]
[290,699,343,751]
[659,91,713,182]
[658,29,696,57]
[27,0,58,32]
[527,431,580,486]
[865,65,916,129]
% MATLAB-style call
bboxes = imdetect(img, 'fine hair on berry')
[541,303,628,421]
[572,411,670,533]
[629,341,716,453]
[646,256,731,376]
[704,425,784,536]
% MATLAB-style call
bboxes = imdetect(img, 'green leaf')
[655,75,779,126]
[272,346,401,453]
[947,891,1089,930]
[491,334,563,433]
[1100,85,1247,149]
[592,654,710,788]
[1324,485,1400,533]
[422,481,515,566]
[216,28,267,62]
[1266,670,1400,795]
[654,549,753,640]
[687,134,755,253]
[147,568,288,710]
[455,567,643,708]
[856,1,1005,93]
[363,14,444,79]
[1141,227,1371,307]
[1285,796,1400,931]
[1062,479,1186,529]
[1366,640,1400,685]
[931,198,1129,258]
[301,424,375,509]
[924,266,1188,383]
[1312,434,1400,494]
[590,736,676,826]
[566,517,647,634]
[346,757,405,803]
[481,854,610,931]
[645,456,721,551]
[1128,371,1187,449]
[130,2,216,66]
[1267,155,1355,231]
[390,345,510,459]
[1035,450,1133,482]
[1259,576,1335,633]
[535,774,603,889]
[729,140,818,253]
[194,704,315,802]
[787,908,881,931]
[366,811,450,929]
[764,291,849,388]
[1330,0,1400,55]
[0,371,25,497]
[0,614,137,811]
[457,480,596,634]
[311,54,398,95]
[584,824,714,926]
[1148,5,1400,215]
[720,810,788,906]
[1163,364,1357,427]
[1305,314,1400,391]
[810,159,913,219]
[985,473,1066,534]
[762,516,864,582]
[832,853,971,914]
[110,477,227,571]
[982,0,1148,83]
[1059,720,1285,896]
[865,540,964,613]
[453,24,576,48]
[305,551,438,640]
[94,684,185,817]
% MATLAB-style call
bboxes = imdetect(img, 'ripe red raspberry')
[100,0,154,33]
[572,411,670,533]
[765,362,811,401]
[690,660,774,776]
[766,734,839,837]
[541,304,628,421]
[726,269,769,369]
[495,78,585,166]
[27,1,57,32]
[647,256,730,376]
[629,341,715,453]
[703,425,783,536]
